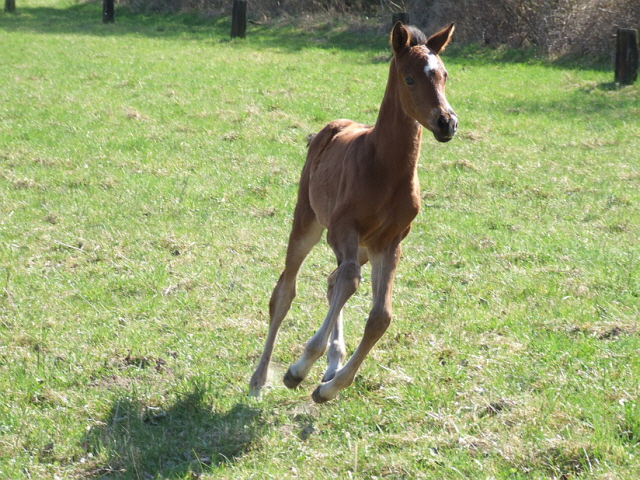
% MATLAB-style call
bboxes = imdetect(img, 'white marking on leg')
[324,312,346,382]
[288,301,342,381]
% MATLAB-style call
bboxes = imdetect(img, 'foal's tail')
[305,133,317,147]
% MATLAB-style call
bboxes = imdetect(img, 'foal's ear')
[427,22,455,55]
[391,21,410,56]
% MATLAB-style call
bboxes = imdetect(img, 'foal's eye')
[405,76,415,85]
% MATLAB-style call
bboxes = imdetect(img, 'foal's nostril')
[437,114,457,135]
[437,115,449,131]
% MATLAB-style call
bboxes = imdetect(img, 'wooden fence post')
[392,12,410,25]
[615,28,638,85]
[5,0,16,13]
[231,0,247,39]
[103,0,115,23]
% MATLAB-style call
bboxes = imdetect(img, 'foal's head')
[391,22,457,142]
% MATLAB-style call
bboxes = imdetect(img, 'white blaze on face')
[424,53,440,77]
[423,51,452,130]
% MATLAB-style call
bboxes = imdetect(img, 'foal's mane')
[405,25,428,46]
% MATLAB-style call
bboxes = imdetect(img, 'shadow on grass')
[447,42,613,72]
[84,381,264,478]
[499,80,639,123]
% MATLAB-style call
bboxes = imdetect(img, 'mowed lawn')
[1,1,639,478]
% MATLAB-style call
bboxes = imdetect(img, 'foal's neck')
[371,57,423,171]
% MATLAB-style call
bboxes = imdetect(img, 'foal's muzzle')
[434,111,458,142]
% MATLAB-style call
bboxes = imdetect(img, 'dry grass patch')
[567,321,639,340]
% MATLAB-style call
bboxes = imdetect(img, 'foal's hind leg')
[249,214,323,398]
[323,247,369,383]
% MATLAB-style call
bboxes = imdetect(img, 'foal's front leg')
[284,243,362,389]
[323,247,369,383]
[312,241,401,403]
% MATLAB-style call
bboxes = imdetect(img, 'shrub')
[413,0,640,59]
[117,0,640,59]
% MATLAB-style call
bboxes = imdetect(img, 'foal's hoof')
[248,386,262,399]
[311,386,331,404]
[283,369,303,389]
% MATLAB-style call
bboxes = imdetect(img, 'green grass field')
[1,1,639,478]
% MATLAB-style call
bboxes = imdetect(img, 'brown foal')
[249,22,457,403]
